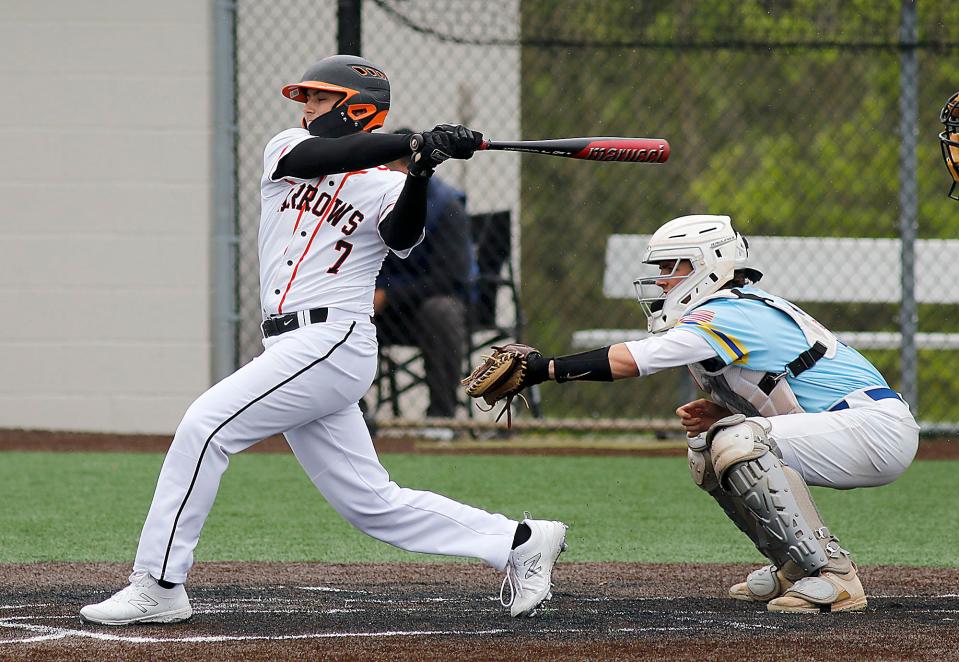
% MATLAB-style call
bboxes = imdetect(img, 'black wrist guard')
[524,352,551,386]
[408,131,451,177]
[407,154,434,178]
[553,347,613,382]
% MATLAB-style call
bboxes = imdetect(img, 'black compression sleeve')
[273,132,411,180]
[552,347,614,382]
[379,175,429,251]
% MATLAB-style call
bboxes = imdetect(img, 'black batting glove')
[408,130,454,178]
[432,124,484,159]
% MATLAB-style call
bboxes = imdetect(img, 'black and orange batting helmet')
[940,90,959,200]
[282,55,390,138]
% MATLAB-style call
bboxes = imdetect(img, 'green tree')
[518,1,959,421]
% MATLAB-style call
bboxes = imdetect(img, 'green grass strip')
[1,451,956,566]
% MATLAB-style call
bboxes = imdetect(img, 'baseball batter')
[80,55,566,625]
[494,215,918,613]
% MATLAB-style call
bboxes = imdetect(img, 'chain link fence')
[233,0,959,433]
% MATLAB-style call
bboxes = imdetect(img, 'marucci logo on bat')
[584,145,668,162]
[481,137,670,163]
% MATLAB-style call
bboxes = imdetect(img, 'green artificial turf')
[1,451,956,567]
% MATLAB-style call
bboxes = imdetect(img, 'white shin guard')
[703,414,844,575]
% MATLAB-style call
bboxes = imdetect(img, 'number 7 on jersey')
[327,239,353,274]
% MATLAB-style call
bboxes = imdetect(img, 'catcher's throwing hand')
[676,398,732,437]
[462,344,549,426]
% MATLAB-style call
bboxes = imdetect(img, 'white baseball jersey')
[259,128,419,316]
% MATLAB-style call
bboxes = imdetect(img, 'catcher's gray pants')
[133,320,516,584]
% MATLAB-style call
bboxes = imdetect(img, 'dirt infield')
[1,562,956,661]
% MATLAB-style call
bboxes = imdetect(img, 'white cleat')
[79,571,193,626]
[500,514,568,617]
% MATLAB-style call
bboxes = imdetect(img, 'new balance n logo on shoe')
[128,593,159,613]
[524,553,543,579]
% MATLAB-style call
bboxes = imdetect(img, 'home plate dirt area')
[1,562,957,661]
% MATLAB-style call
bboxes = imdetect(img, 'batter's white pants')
[133,319,516,584]
[759,390,920,490]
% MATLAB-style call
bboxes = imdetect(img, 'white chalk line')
[195,608,365,615]
[0,616,75,622]
[0,632,67,644]
[0,620,511,644]
[870,593,959,599]
[296,586,370,594]
[2,590,956,646]
[341,597,465,606]
[0,603,782,647]
[615,627,712,634]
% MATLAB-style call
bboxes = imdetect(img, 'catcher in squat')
[465,214,920,613]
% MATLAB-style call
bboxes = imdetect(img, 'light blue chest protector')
[686,289,838,417]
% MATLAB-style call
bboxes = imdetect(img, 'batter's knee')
[705,414,773,482]
[170,398,229,456]
[172,404,206,445]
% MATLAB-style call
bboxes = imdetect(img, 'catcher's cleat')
[500,514,568,617]
[79,571,193,625]
[729,562,803,602]
[766,565,867,613]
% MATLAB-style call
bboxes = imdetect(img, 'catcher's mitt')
[462,343,542,426]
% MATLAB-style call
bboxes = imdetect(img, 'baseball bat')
[479,137,670,163]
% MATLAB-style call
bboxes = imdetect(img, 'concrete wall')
[0,0,523,432]
[0,1,214,434]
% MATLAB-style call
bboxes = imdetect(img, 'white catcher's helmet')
[634,215,762,334]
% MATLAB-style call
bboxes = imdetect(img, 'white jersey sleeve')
[262,128,314,184]
[624,327,718,377]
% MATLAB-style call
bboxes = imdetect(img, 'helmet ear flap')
[363,109,389,132]
[346,104,377,120]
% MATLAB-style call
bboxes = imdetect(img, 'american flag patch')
[679,310,715,325]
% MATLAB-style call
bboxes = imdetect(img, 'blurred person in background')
[374,129,475,434]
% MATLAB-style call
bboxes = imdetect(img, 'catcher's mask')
[634,215,762,334]
[940,90,959,200]
[282,54,390,138]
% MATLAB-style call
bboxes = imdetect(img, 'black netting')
[235,0,959,430]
